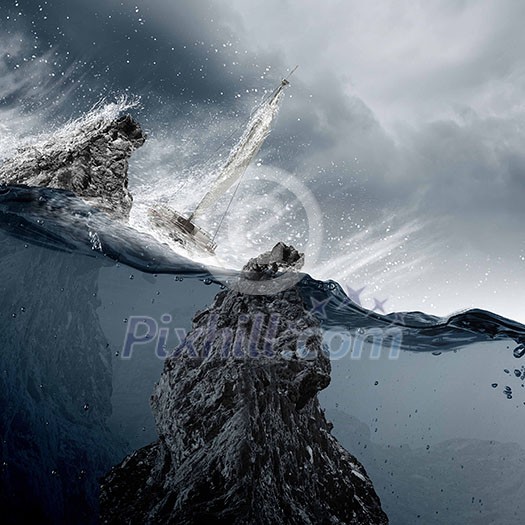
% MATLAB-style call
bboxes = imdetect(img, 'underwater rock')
[0,239,125,524]
[0,114,145,221]
[100,245,388,524]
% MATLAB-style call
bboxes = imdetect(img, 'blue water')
[1,185,525,524]
[3,184,523,352]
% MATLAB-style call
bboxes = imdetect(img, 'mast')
[147,67,297,255]
[189,67,297,223]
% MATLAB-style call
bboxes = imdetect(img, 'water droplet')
[203,278,212,285]
[374,381,379,386]
[491,383,498,388]
[514,369,521,378]
[129,274,134,280]
[83,403,89,411]
[504,369,510,374]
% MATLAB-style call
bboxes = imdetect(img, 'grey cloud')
[401,113,525,218]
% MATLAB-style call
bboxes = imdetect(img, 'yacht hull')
[148,206,217,255]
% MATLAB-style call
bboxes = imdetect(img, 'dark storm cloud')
[405,115,525,215]
[255,69,399,222]
[1,0,272,113]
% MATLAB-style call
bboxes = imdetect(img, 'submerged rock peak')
[101,244,388,524]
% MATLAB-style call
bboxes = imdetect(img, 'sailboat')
[148,67,297,255]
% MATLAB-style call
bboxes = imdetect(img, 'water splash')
[1,97,140,169]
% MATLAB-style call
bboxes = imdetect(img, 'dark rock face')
[242,241,305,278]
[0,238,125,524]
[0,114,145,220]
[100,247,388,524]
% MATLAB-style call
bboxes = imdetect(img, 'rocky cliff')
[100,246,388,524]
[0,109,145,523]
[0,114,145,220]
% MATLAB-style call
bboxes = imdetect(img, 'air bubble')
[513,345,525,358]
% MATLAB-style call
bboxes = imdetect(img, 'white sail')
[190,80,289,222]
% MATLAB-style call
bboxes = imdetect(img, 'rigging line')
[177,105,257,202]
[208,71,297,241]
[211,170,246,243]
[191,92,274,219]
[173,123,238,205]
[174,168,195,196]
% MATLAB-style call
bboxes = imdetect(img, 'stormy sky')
[1,0,524,321]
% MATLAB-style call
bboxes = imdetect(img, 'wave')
[301,276,525,352]
[0,184,230,278]
[1,183,524,355]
